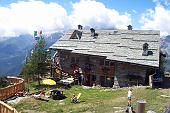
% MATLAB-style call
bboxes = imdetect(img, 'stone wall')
[58,51,115,86]
[58,51,151,87]
[59,51,104,75]
[115,62,147,87]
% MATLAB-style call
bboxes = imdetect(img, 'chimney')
[90,28,98,39]
[127,25,133,30]
[90,28,95,36]
[78,24,83,30]
[142,43,149,56]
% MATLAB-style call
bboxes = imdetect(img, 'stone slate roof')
[50,29,160,67]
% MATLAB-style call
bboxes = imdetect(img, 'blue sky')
[54,0,156,28]
[0,0,170,39]
[0,0,156,11]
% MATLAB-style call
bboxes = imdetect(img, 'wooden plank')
[0,105,1,113]
[0,101,13,110]
[0,101,19,113]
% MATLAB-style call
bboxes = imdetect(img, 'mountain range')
[0,32,62,76]
[0,33,169,75]
[160,35,170,71]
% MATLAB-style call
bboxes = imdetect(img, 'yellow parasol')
[42,79,56,85]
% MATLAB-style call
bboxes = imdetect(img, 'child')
[127,88,132,106]
[126,88,133,113]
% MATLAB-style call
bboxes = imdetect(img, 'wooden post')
[149,75,153,88]
[136,100,146,113]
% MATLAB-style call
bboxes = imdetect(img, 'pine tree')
[22,36,48,86]
[0,77,9,88]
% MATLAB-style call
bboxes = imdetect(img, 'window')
[71,57,75,63]
[142,43,149,56]
[71,57,79,64]
[92,75,96,81]
[85,57,90,62]
[104,60,110,66]
[100,60,114,67]
[99,59,104,65]
[110,61,115,66]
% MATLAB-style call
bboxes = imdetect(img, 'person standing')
[126,88,133,113]
[81,74,84,85]
[127,88,133,106]
[78,68,83,85]
[73,68,79,85]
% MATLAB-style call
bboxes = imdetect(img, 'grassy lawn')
[14,82,170,113]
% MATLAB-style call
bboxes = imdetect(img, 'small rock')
[160,95,169,98]
[147,110,156,113]
[114,109,125,113]
[59,103,64,105]
[59,100,64,102]
[59,100,65,105]
[113,107,122,109]
[83,86,91,89]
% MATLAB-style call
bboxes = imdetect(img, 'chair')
[71,93,82,103]
[77,93,81,100]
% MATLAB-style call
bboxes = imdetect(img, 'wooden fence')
[0,76,24,113]
[0,101,18,113]
[0,76,25,100]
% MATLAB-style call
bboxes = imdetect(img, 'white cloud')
[0,1,70,39]
[153,0,170,6]
[132,9,137,14]
[0,0,132,41]
[140,4,170,36]
[69,0,132,29]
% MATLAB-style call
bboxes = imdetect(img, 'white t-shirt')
[128,90,132,98]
